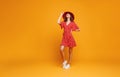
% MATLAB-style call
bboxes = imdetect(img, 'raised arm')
[57,12,64,24]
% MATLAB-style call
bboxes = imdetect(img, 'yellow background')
[0,0,120,63]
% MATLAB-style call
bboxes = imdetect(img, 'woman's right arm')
[57,12,64,24]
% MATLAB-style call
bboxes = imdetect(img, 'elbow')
[57,20,60,24]
[57,21,61,24]
[57,22,60,24]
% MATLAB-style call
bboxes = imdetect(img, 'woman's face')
[66,13,71,18]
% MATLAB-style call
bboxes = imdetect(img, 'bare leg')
[68,47,73,64]
[60,45,65,62]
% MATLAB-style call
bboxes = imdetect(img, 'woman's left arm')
[72,22,80,32]
[75,29,80,32]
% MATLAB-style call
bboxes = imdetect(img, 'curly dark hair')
[62,11,75,22]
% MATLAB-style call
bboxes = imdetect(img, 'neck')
[67,18,70,22]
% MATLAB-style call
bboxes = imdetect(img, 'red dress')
[59,21,79,47]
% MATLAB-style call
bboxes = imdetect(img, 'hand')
[60,12,64,16]
[57,12,64,24]
[76,29,80,31]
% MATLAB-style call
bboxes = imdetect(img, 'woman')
[57,11,80,69]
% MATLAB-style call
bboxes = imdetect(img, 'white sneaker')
[64,64,70,69]
[62,60,67,68]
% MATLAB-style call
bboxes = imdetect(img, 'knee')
[60,46,64,51]
[60,47,64,51]
[69,47,73,53]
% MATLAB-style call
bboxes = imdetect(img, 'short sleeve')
[72,22,79,31]
[59,21,64,29]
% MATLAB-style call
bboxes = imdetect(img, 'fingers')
[60,12,64,16]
